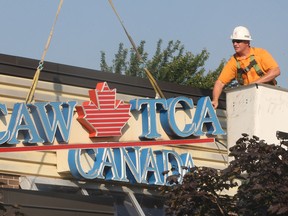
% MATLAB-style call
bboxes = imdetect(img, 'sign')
[68,146,195,186]
[0,81,226,185]
[0,82,224,152]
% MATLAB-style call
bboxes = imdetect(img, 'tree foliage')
[100,39,224,89]
[162,166,236,216]
[162,134,288,215]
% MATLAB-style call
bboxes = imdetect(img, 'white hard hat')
[230,26,252,41]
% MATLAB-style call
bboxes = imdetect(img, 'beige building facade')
[0,53,228,215]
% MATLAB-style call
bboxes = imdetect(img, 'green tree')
[100,39,224,89]
[127,40,148,78]
[100,51,112,73]
[113,43,128,75]
[162,134,288,215]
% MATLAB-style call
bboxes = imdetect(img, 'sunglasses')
[232,40,245,44]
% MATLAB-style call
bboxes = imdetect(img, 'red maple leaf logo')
[76,82,131,137]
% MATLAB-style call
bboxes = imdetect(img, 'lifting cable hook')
[37,61,44,71]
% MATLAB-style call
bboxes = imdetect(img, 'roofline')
[0,53,226,108]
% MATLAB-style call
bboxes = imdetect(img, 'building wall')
[0,54,228,185]
[0,174,19,189]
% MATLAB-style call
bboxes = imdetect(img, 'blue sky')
[1,0,287,88]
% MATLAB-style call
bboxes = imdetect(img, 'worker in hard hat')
[212,26,280,109]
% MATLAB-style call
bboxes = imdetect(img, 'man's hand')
[212,80,225,109]
[212,100,219,110]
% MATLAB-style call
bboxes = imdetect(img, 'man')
[212,26,280,109]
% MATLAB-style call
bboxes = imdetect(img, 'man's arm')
[252,67,280,84]
[212,79,225,109]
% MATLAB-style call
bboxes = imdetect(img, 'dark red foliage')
[162,134,288,216]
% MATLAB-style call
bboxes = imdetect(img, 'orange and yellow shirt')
[218,47,278,85]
